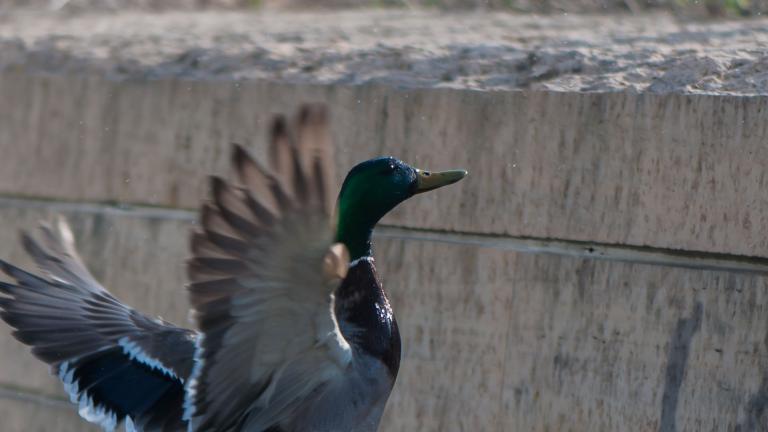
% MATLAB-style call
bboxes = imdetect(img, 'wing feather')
[0,222,196,431]
[185,105,351,431]
[1,223,196,377]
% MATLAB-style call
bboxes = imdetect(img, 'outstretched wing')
[185,105,352,431]
[0,218,195,431]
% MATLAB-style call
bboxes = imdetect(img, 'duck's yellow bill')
[414,169,468,194]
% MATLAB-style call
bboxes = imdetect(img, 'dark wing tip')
[20,230,50,264]
[0,281,15,297]
[209,176,227,197]
[311,157,329,212]
[199,203,219,230]
[298,103,329,127]
[0,260,51,289]
[0,259,17,279]
[271,114,288,139]
[231,143,250,172]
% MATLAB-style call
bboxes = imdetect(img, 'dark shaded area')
[734,326,768,432]
[659,301,703,432]
[736,376,768,432]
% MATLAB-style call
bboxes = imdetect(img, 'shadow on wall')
[659,302,702,432]
[659,301,768,432]
[735,326,768,432]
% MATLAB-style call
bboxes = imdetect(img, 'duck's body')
[0,105,464,432]
[189,257,400,432]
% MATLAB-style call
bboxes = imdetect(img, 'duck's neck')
[336,216,374,262]
[334,185,392,261]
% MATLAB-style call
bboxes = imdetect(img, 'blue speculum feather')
[119,337,183,382]
[60,347,185,428]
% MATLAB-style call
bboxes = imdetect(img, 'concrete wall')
[0,69,767,431]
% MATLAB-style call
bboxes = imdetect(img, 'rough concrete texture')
[1,10,768,94]
[2,201,768,431]
[0,7,767,432]
[1,71,768,257]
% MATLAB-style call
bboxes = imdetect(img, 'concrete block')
[1,71,767,257]
[0,200,766,430]
[379,240,768,431]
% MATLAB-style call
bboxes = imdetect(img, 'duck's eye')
[382,164,397,175]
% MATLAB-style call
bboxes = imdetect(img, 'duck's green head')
[335,156,467,260]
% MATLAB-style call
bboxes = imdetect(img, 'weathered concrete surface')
[384,240,768,431]
[1,70,768,258]
[2,201,768,431]
[1,10,768,94]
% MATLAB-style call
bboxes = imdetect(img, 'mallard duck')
[0,104,467,432]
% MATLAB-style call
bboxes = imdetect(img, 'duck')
[0,104,467,432]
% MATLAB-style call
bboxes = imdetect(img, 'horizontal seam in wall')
[0,195,197,221]
[0,196,766,274]
[376,227,768,274]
